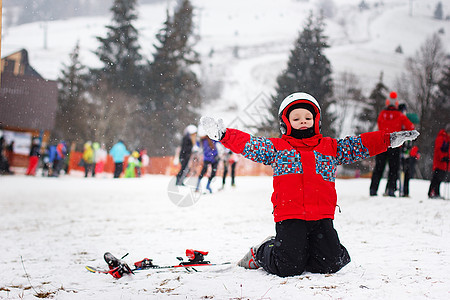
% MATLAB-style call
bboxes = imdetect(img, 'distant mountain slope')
[1,0,448,119]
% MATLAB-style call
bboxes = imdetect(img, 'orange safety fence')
[8,152,372,178]
[67,151,272,177]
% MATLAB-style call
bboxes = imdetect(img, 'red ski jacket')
[221,129,390,222]
[432,129,450,171]
[377,107,414,133]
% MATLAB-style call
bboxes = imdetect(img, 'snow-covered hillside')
[1,175,449,299]
[2,1,450,138]
[2,0,449,125]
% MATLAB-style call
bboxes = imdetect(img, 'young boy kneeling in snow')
[201,92,419,277]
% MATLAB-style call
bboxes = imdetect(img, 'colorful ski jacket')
[56,142,67,160]
[221,129,390,222]
[82,143,94,164]
[110,142,130,163]
[432,129,450,171]
[201,137,219,163]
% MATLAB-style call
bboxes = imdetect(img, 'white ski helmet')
[278,92,321,135]
[184,124,198,135]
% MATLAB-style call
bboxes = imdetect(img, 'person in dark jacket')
[200,91,419,278]
[398,104,420,197]
[0,136,13,174]
[369,92,415,197]
[221,149,238,188]
[428,124,450,199]
[176,125,197,186]
[26,138,41,176]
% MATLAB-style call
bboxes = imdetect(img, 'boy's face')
[288,108,314,130]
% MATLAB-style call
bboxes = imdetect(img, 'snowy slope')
[2,0,449,129]
[0,175,449,299]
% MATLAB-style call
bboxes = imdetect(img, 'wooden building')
[0,49,58,167]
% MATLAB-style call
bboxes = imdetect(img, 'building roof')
[0,49,58,131]
[1,49,43,78]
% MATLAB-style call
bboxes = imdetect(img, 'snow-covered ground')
[1,174,449,299]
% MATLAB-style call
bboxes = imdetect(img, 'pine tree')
[269,12,335,137]
[356,72,388,134]
[53,41,91,144]
[437,64,450,100]
[402,34,446,178]
[141,0,201,156]
[94,0,142,93]
[434,62,450,137]
[434,2,443,20]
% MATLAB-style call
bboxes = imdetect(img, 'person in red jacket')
[200,92,419,277]
[428,124,450,199]
[369,92,415,197]
[25,138,41,176]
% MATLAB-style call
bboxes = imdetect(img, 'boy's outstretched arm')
[200,116,277,165]
[336,129,420,165]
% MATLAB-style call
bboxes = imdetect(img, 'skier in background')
[221,148,238,188]
[428,124,450,199]
[124,150,141,178]
[398,104,420,197]
[110,140,130,178]
[91,142,100,177]
[369,92,415,197]
[400,140,420,197]
[0,135,13,174]
[175,125,198,186]
[6,140,14,169]
[200,91,419,278]
[25,138,41,176]
[82,141,94,177]
[94,144,108,176]
[139,149,150,176]
[52,141,67,177]
[47,144,57,177]
[195,135,219,193]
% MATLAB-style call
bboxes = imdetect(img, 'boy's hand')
[200,116,226,141]
[390,130,420,148]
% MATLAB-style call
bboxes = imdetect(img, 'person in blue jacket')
[110,140,130,178]
[196,136,219,193]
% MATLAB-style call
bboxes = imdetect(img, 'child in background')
[125,151,141,178]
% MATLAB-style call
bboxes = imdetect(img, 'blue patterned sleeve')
[336,136,370,165]
[242,136,277,165]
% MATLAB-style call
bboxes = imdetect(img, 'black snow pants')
[370,147,400,195]
[256,219,350,277]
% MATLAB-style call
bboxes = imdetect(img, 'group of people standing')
[175,124,238,193]
[80,141,108,177]
[369,92,417,197]
[24,140,68,177]
[81,140,149,179]
[368,91,449,199]
[20,138,149,179]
